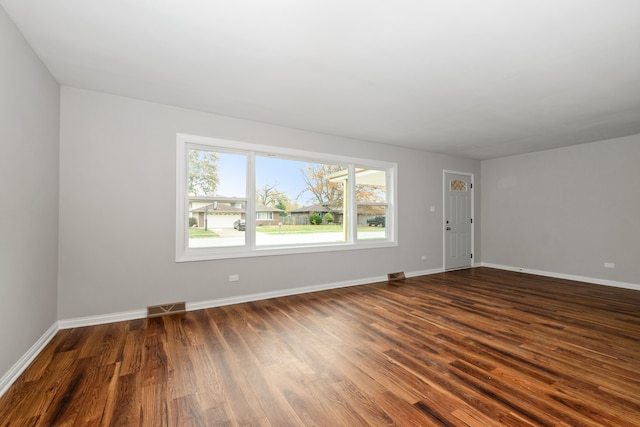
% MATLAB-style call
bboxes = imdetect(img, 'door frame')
[443,170,475,270]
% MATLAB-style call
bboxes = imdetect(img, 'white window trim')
[176,133,397,262]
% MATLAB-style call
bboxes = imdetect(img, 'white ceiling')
[3,0,640,159]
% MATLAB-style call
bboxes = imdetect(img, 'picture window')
[176,134,397,261]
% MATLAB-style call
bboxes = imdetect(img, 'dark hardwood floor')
[1,267,639,426]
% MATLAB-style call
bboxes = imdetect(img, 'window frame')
[256,211,273,220]
[176,133,397,262]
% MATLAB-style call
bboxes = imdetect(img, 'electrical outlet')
[229,274,240,282]
[604,262,615,269]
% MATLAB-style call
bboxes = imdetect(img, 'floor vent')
[387,272,406,285]
[147,302,186,318]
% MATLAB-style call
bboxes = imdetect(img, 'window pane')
[357,204,387,240]
[355,168,387,240]
[188,148,218,196]
[187,148,247,248]
[355,168,387,203]
[450,179,467,192]
[188,199,246,248]
[256,211,273,220]
[255,156,347,246]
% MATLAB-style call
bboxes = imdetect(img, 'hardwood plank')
[105,372,142,427]
[170,395,205,427]
[1,267,639,426]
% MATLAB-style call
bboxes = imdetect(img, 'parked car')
[233,219,246,231]
[366,216,385,227]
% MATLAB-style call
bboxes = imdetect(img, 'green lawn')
[257,224,384,235]
[188,228,220,238]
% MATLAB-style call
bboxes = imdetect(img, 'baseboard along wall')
[479,263,640,292]
[0,323,58,398]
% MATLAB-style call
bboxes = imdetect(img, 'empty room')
[1,1,639,426]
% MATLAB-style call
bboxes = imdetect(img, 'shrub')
[323,212,334,223]
[189,217,198,227]
[309,213,323,225]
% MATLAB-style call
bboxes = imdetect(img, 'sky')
[215,152,328,205]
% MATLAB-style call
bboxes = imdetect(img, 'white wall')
[58,87,481,320]
[481,136,640,286]
[0,6,59,380]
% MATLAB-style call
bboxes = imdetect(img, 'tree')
[275,200,288,216]
[188,149,219,195]
[356,182,386,215]
[299,164,344,207]
[256,182,291,212]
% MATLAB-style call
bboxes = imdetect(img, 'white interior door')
[444,172,473,270]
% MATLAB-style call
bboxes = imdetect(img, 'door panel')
[444,173,472,270]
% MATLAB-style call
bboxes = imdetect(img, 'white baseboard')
[190,267,444,312]
[407,267,445,278]
[479,263,640,291]
[0,322,58,398]
[57,268,446,330]
[55,264,636,330]
[188,274,390,311]
[58,309,147,329]
[58,274,392,329]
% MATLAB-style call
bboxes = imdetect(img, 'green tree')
[323,212,334,223]
[275,200,288,216]
[188,149,219,195]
